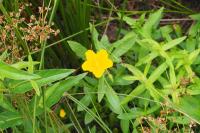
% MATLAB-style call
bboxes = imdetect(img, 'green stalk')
[48,113,57,132]
[38,1,61,132]
[169,0,194,13]
[48,0,60,25]
[14,0,19,12]
[39,0,60,69]
[67,94,112,133]
[33,96,37,133]
[42,87,48,133]
[65,98,84,133]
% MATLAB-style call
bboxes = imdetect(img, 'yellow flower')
[82,49,113,78]
[59,109,66,118]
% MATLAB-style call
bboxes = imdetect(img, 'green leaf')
[85,111,94,124]
[77,95,91,111]
[28,55,34,73]
[68,41,87,60]
[123,64,145,81]
[174,95,200,124]
[111,32,137,62]
[113,66,135,86]
[100,35,111,50]
[118,13,136,26]
[163,36,186,50]
[11,69,75,94]
[105,79,122,114]
[166,116,190,124]
[121,85,145,105]
[113,75,135,86]
[190,13,200,21]
[30,80,40,96]
[90,24,106,51]
[0,111,23,129]
[121,75,138,81]
[185,37,196,52]
[136,53,157,66]
[138,39,162,55]
[44,73,87,107]
[141,7,164,38]
[160,25,173,41]
[89,126,97,133]
[119,13,145,29]
[117,112,143,120]
[169,64,176,88]
[11,61,39,70]
[120,120,129,133]
[188,22,200,37]
[188,48,200,63]
[0,61,40,80]
[187,80,200,95]
[0,96,16,112]
[97,76,105,103]
[118,105,160,120]
[147,62,168,83]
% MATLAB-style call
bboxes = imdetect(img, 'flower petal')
[85,50,96,60]
[93,68,105,78]
[97,49,108,59]
[82,61,89,71]
[105,59,113,68]
[82,60,94,72]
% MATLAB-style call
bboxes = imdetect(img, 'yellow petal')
[85,50,96,60]
[97,50,113,69]
[82,60,97,72]
[97,49,108,59]
[93,68,105,78]
[82,61,90,71]
[105,59,113,68]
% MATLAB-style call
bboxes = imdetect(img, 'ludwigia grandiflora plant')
[0,0,200,133]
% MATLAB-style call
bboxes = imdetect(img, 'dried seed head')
[38,7,43,14]
[0,3,60,63]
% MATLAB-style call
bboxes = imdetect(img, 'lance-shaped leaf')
[10,69,75,94]
[0,61,40,80]
[68,41,87,60]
